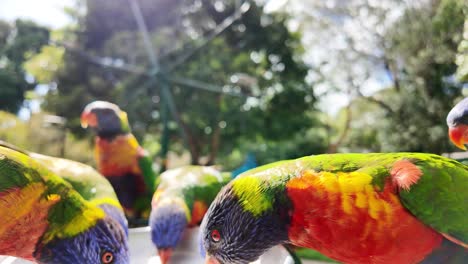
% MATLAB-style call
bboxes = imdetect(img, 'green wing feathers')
[0,146,105,244]
[244,153,468,245]
[138,151,158,193]
[396,154,468,244]
[298,153,468,245]
[30,153,119,203]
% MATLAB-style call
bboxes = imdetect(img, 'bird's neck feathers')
[96,127,130,140]
[98,203,128,236]
[96,130,128,140]
[231,175,290,218]
[40,179,106,243]
[41,200,105,244]
[34,217,128,263]
[96,111,131,139]
[229,176,292,246]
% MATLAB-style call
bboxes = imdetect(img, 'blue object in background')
[231,153,258,178]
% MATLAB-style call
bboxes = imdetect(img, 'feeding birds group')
[0,98,467,264]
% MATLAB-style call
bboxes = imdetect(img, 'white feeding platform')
[0,226,307,264]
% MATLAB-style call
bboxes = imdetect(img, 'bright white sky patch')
[0,0,73,28]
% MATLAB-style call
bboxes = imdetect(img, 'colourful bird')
[149,166,231,264]
[201,153,468,264]
[0,144,129,263]
[29,152,129,235]
[447,97,468,150]
[81,100,157,220]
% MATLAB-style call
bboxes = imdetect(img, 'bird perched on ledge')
[0,144,129,263]
[81,100,157,221]
[149,165,231,264]
[201,153,468,264]
[447,97,468,150]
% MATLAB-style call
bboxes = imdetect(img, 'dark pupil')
[102,252,113,263]
[211,230,220,241]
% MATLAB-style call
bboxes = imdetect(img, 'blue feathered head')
[149,200,188,264]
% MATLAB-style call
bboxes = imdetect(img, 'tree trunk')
[205,95,223,165]
[327,102,352,153]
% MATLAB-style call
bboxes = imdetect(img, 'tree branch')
[327,101,352,153]
[383,55,401,92]
[205,95,223,165]
[357,89,395,114]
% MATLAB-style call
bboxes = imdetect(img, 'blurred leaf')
[45,0,324,165]
[0,19,50,113]
[23,45,65,83]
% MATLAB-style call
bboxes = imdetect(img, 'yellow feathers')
[47,194,60,202]
[301,170,396,221]
[42,202,105,243]
[232,176,272,217]
[0,183,59,237]
[90,197,123,211]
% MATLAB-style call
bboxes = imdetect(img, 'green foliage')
[382,0,465,153]
[23,45,65,83]
[335,97,385,153]
[0,111,94,165]
[0,19,50,113]
[44,0,323,165]
[0,111,29,148]
[334,0,466,154]
[455,7,467,81]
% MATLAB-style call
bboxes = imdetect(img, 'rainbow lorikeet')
[149,165,232,264]
[447,97,468,150]
[81,101,157,220]
[0,144,129,263]
[201,153,468,264]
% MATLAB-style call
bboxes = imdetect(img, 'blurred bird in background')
[149,165,232,264]
[447,97,468,150]
[81,101,157,224]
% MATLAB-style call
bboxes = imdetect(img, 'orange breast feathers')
[286,170,442,264]
[188,201,208,227]
[95,134,143,177]
[0,183,60,260]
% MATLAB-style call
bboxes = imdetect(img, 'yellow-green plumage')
[154,165,231,220]
[0,143,129,263]
[31,152,122,209]
[0,145,104,240]
[201,152,468,264]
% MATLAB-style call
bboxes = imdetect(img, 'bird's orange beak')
[205,255,221,264]
[449,125,468,150]
[80,111,97,128]
[158,248,173,264]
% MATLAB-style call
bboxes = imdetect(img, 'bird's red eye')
[101,251,114,264]
[211,229,221,242]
